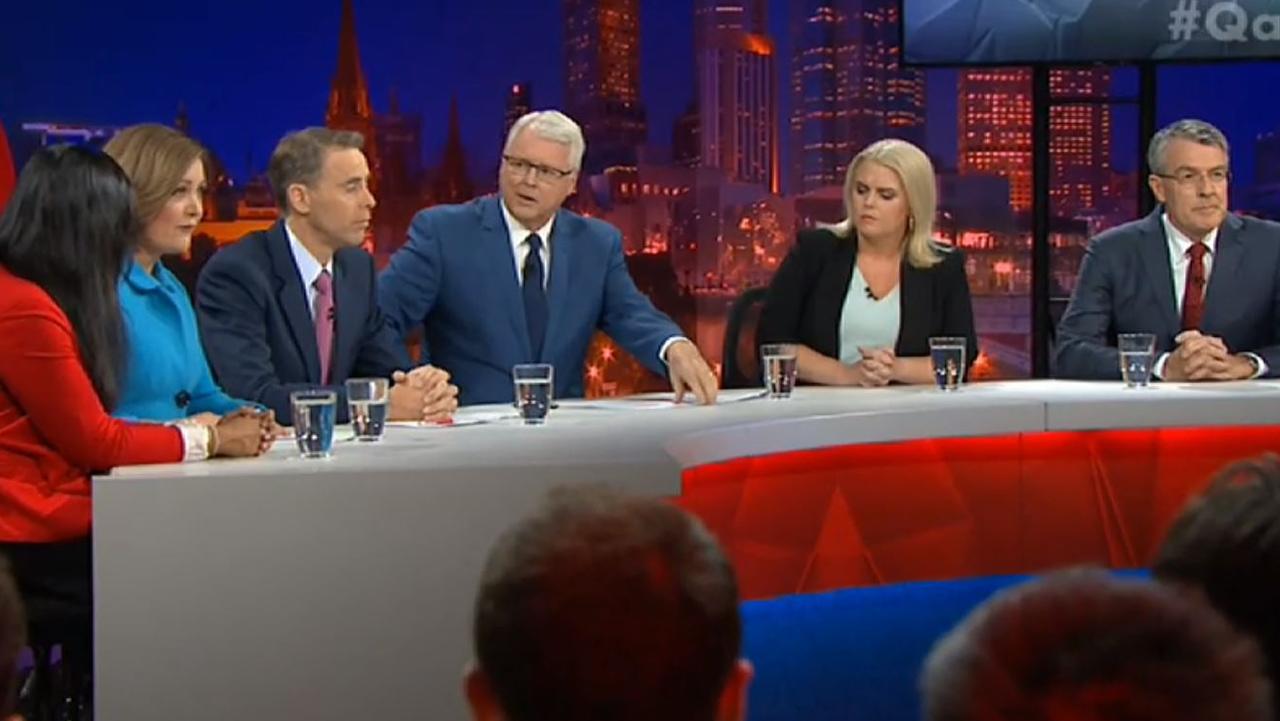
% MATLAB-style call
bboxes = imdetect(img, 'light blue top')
[839,266,901,364]
[115,259,248,422]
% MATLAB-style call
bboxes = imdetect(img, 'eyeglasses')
[503,155,574,183]
[1154,168,1231,187]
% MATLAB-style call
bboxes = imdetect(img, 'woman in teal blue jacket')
[105,124,254,423]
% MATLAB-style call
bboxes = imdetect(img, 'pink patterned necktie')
[313,270,334,384]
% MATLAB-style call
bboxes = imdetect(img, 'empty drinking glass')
[291,389,337,459]
[929,337,967,391]
[760,343,799,399]
[1118,333,1156,388]
[513,364,554,425]
[345,377,389,441]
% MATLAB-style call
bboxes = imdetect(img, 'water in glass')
[294,398,336,458]
[349,400,387,441]
[930,345,965,391]
[763,354,797,399]
[515,379,551,424]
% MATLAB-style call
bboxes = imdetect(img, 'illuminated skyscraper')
[958,69,1033,212]
[692,0,777,191]
[504,82,533,145]
[326,0,379,192]
[790,0,925,193]
[564,0,648,172]
[958,68,1112,214]
[672,101,700,168]
[1048,69,1112,216]
[697,30,778,191]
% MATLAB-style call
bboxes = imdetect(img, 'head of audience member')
[498,111,582,232]
[268,127,375,259]
[0,145,135,409]
[921,568,1272,721]
[1154,454,1280,698]
[1147,119,1230,243]
[0,560,23,721]
[466,486,752,721]
[830,138,940,269]
[103,124,206,271]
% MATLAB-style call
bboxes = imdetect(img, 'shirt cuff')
[1153,352,1171,380]
[176,424,210,463]
[659,336,690,365]
[1242,352,1269,379]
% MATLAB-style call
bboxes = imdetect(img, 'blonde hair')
[825,138,943,269]
[104,124,206,224]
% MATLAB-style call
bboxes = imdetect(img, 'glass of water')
[760,343,798,399]
[291,389,337,459]
[513,364,554,425]
[929,337,967,391]
[1118,333,1156,388]
[345,377,389,441]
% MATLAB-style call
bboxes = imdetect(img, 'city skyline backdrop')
[8,0,1280,187]
[7,0,1280,389]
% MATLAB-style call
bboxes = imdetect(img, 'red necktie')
[313,270,334,383]
[1181,242,1207,331]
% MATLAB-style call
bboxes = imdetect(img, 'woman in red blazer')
[0,146,269,611]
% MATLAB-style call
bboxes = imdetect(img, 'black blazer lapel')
[1201,213,1245,333]
[1138,211,1180,337]
[266,222,322,383]
[896,260,932,355]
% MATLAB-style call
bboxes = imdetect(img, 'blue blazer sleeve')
[1054,237,1121,380]
[196,252,341,425]
[596,227,685,376]
[353,252,413,376]
[376,210,443,365]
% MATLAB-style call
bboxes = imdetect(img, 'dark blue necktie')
[522,233,548,360]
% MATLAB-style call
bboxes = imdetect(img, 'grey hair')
[504,111,586,172]
[1147,119,1230,175]
[268,127,364,213]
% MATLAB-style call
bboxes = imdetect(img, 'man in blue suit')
[1056,119,1280,381]
[377,111,718,406]
[196,128,458,424]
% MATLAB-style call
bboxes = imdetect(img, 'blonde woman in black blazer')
[759,139,978,386]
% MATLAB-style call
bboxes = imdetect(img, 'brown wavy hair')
[104,124,205,224]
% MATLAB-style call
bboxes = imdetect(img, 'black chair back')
[721,287,769,389]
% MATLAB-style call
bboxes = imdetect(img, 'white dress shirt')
[498,199,687,364]
[1154,214,1265,378]
[1163,213,1217,313]
[500,200,554,288]
[285,221,335,318]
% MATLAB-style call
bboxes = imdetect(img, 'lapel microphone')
[864,286,878,301]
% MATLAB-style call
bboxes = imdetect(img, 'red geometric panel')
[678,426,1280,601]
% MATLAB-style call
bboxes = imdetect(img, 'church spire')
[326,0,379,191]
[432,98,474,205]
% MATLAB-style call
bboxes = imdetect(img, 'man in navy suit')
[377,111,718,406]
[1056,119,1280,381]
[196,128,458,424]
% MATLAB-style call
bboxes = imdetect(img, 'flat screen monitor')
[902,0,1280,66]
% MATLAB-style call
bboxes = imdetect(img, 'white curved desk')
[93,380,1280,721]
